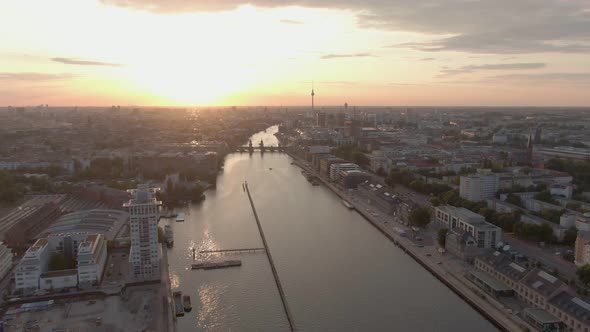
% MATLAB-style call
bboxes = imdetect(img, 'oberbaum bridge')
[235,139,288,153]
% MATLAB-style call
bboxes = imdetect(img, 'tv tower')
[311,82,315,112]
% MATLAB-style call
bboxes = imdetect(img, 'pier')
[191,260,242,270]
[199,248,265,254]
[244,182,296,332]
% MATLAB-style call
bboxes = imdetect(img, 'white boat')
[341,200,355,210]
[164,225,173,246]
[176,213,185,222]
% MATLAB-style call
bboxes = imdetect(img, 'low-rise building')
[434,205,502,250]
[329,163,360,181]
[14,233,108,293]
[15,239,51,291]
[475,252,590,332]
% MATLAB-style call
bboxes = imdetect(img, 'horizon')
[2,0,590,106]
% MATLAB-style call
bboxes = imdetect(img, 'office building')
[329,163,360,181]
[125,184,161,281]
[14,233,107,292]
[460,170,499,202]
[435,205,501,249]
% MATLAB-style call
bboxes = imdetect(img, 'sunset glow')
[1,0,589,106]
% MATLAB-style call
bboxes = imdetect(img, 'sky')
[1,0,589,107]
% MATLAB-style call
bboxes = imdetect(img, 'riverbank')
[288,155,527,332]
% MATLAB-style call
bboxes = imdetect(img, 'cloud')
[439,62,546,76]
[100,0,590,54]
[280,19,303,24]
[321,53,376,59]
[0,72,75,81]
[491,72,590,83]
[52,57,123,67]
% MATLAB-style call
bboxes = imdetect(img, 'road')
[503,233,577,280]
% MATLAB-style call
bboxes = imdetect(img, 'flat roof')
[524,308,561,324]
[469,270,512,291]
[41,269,78,278]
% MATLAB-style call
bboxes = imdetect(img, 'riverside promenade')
[290,157,529,332]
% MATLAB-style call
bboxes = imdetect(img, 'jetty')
[191,260,242,270]
[244,182,296,331]
[199,248,265,254]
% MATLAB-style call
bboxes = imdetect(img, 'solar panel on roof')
[509,262,526,273]
[538,271,558,283]
[573,298,590,312]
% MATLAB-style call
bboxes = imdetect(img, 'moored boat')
[173,291,184,317]
[176,213,185,222]
[183,295,192,312]
[164,225,173,247]
[341,199,355,210]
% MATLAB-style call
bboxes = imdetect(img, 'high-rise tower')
[125,184,162,281]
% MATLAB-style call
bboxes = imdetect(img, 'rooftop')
[469,270,512,292]
[524,308,561,324]
[42,209,128,241]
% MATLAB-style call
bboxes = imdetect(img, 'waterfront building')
[434,205,501,249]
[329,163,360,181]
[475,252,590,332]
[14,233,108,292]
[320,157,346,176]
[523,308,564,332]
[0,242,13,281]
[340,170,371,189]
[125,184,161,281]
[460,170,499,202]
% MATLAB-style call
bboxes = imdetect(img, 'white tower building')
[125,184,161,281]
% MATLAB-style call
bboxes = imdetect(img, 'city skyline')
[1,0,589,107]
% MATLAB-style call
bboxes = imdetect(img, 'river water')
[165,126,498,332]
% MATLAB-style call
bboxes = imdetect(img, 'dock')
[244,182,296,331]
[191,260,242,270]
[199,248,265,254]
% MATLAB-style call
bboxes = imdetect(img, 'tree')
[430,197,441,207]
[48,252,76,271]
[535,190,558,205]
[158,226,165,243]
[438,228,448,248]
[505,194,522,207]
[409,207,432,227]
[563,226,578,246]
[577,264,590,285]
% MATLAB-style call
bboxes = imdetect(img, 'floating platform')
[173,291,184,317]
[191,260,242,270]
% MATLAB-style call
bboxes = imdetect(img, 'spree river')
[165,126,498,332]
